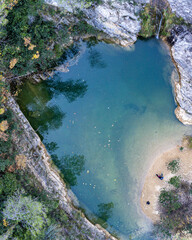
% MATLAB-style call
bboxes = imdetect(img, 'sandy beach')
[140,137,192,223]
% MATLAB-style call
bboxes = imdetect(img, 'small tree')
[167,159,180,173]
[3,192,48,236]
[168,176,181,188]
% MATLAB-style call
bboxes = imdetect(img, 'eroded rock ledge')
[46,0,149,46]
[7,94,117,240]
[169,26,192,125]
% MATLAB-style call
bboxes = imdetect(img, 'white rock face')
[45,0,150,46]
[45,0,92,12]
[83,0,143,46]
[170,26,192,124]
[166,0,192,24]
[175,106,192,125]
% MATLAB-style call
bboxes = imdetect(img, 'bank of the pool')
[140,137,192,224]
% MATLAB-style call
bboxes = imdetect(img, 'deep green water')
[17,39,191,239]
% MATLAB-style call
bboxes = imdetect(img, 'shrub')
[167,159,180,173]
[156,181,192,237]
[187,136,192,149]
[168,176,181,188]
[3,172,19,196]
[42,224,62,240]
[0,177,3,195]
[3,192,48,237]
[0,106,18,172]
[159,190,181,213]
[139,4,187,38]
[179,146,184,151]
[139,4,157,38]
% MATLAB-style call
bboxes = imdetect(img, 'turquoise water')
[17,39,190,239]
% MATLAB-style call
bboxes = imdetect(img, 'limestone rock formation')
[166,0,192,24]
[82,0,145,46]
[169,26,192,124]
[45,0,150,46]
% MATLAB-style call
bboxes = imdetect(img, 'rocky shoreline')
[6,93,117,240]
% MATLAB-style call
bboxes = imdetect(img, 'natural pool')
[17,39,191,239]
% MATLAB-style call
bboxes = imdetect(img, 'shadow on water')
[46,75,88,103]
[95,202,114,228]
[45,140,85,187]
[51,153,85,187]
[17,76,88,137]
[85,37,107,69]
[87,48,107,69]
[17,81,65,137]
[45,141,59,154]
[86,201,115,230]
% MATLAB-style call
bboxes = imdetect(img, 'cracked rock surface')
[169,26,192,124]
[45,0,150,46]
[166,0,192,24]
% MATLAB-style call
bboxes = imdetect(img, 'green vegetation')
[0,79,18,172]
[2,173,19,196]
[155,180,192,238]
[3,193,48,237]
[159,189,181,213]
[167,159,180,173]
[0,0,69,75]
[186,136,192,149]
[139,4,187,38]
[0,0,99,77]
[168,176,181,188]
[139,4,156,38]
[180,146,184,151]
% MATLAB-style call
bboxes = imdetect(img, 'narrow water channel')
[17,39,191,239]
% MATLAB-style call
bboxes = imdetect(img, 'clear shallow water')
[17,39,191,239]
